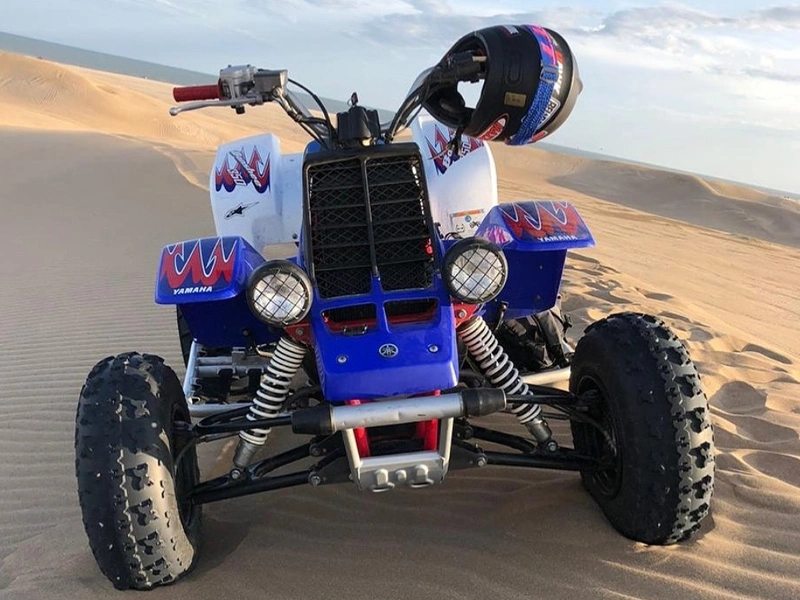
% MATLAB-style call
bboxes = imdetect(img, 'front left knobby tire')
[569,313,715,545]
[75,352,202,590]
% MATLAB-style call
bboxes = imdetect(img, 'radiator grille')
[306,150,435,298]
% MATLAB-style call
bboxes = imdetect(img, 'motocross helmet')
[424,25,582,145]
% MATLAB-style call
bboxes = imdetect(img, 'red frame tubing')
[414,390,440,451]
[285,321,312,344]
[172,83,221,102]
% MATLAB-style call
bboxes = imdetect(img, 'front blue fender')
[475,201,595,320]
[155,236,266,304]
[155,236,282,347]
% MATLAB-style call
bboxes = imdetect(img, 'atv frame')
[179,373,603,505]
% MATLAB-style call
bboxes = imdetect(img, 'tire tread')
[571,312,715,544]
[74,352,200,590]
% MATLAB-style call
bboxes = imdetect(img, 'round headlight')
[443,238,508,304]
[247,260,313,327]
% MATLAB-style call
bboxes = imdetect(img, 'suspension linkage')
[188,441,347,505]
[506,390,591,407]
[191,386,322,437]
[194,413,293,436]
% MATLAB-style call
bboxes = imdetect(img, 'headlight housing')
[443,238,508,304]
[247,260,313,326]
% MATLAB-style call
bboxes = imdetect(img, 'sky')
[2,1,799,194]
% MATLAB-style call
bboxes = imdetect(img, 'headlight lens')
[247,260,313,326]
[443,238,508,304]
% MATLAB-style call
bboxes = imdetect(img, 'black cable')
[385,73,439,142]
[290,113,327,148]
[402,105,424,129]
[288,77,335,140]
[296,121,326,148]
[300,116,334,127]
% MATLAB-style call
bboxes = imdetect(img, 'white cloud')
[2,0,797,190]
[348,3,800,131]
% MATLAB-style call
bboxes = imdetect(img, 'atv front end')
[75,128,713,592]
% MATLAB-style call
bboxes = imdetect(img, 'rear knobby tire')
[569,313,714,544]
[75,352,202,590]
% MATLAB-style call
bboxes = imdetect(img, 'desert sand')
[1,51,799,599]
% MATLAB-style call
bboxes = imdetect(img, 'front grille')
[306,147,435,299]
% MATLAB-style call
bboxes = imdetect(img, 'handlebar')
[167,53,486,146]
[173,84,221,102]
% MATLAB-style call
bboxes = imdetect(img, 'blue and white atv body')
[75,46,713,592]
[157,114,594,403]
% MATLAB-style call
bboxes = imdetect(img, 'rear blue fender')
[475,201,595,320]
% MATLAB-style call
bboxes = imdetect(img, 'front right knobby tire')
[569,313,714,544]
[75,352,202,589]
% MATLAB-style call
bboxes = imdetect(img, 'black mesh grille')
[307,158,372,298]
[367,154,433,292]
[306,149,435,298]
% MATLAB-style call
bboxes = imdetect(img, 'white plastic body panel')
[210,134,303,249]
[411,113,498,237]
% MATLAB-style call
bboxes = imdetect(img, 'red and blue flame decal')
[161,238,236,288]
[214,146,271,193]
[425,125,483,175]
[156,236,266,304]
[475,201,594,250]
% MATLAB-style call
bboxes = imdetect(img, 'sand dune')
[497,146,800,249]
[0,52,308,188]
[552,162,800,248]
[1,52,800,600]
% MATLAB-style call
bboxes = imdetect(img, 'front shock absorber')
[233,336,308,469]
[458,316,555,447]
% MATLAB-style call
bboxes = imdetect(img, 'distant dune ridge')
[1,48,800,600]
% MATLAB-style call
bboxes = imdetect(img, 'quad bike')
[74,24,715,590]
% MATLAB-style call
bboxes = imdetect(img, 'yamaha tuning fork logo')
[378,343,399,358]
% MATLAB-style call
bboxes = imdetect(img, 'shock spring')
[233,337,307,469]
[458,316,553,444]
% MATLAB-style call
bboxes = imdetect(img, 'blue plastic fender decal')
[475,201,595,250]
[155,236,265,304]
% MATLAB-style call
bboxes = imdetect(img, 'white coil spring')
[458,316,542,425]
[239,337,307,445]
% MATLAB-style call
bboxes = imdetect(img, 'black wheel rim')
[171,405,200,529]
[577,377,622,498]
